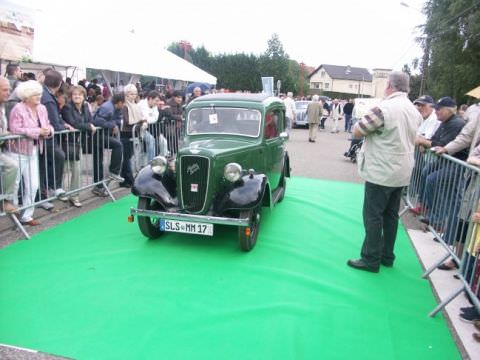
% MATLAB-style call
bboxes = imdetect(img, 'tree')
[259,34,296,94]
[421,0,480,103]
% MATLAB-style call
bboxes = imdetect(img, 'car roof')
[192,93,280,104]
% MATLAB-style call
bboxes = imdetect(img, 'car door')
[263,107,286,190]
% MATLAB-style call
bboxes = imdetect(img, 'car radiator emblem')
[186,163,200,175]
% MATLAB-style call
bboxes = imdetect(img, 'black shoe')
[459,308,480,324]
[381,259,393,267]
[437,261,458,271]
[461,306,475,313]
[347,259,379,273]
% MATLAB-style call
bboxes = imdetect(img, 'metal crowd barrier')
[0,128,123,239]
[130,119,183,172]
[404,147,480,317]
[1,119,185,239]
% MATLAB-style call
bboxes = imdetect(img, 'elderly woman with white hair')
[8,80,54,226]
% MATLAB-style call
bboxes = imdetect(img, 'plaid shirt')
[355,107,385,136]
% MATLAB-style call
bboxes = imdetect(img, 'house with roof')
[307,64,392,98]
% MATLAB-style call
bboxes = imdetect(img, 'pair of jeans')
[344,114,352,132]
[143,131,156,162]
[120,135,134,185]
[39,138,65,194]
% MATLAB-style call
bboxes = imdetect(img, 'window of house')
[320,71,325,78]
[324,83,329,89]
[349,84,353,89]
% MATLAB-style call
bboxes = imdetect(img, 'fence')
[0,120,184,239]
[403,147,480,317]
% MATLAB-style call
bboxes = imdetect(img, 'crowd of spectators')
[0,64,190,221]
[406,92,480,339]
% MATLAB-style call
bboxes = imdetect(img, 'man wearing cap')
[409,95,441,215]
[416,97,467,231]
[414,95,441,144]
[416,97,466,155]
[347,71,422,273]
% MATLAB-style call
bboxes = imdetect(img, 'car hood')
[180,138,258,157]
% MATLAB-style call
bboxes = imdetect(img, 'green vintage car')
[130,93,290,251]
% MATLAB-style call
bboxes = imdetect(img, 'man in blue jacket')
[91,93,124,196]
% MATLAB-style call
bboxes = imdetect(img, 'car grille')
[180,155,209,212]
[297,111,307,123]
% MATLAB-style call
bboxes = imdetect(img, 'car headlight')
[224,163,242,182]
[151,156,168,175]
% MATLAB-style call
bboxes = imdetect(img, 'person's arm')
[352,106,384,138]
[416,135,432,148]
[92,105,117,129]
[441,115,478,154]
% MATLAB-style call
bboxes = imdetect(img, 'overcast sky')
[14,0,426,72]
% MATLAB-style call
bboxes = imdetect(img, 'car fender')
[132,166,177,208]
[215,174,267,213]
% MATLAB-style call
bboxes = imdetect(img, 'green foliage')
[166,34,303,95]
[421,0,480,103]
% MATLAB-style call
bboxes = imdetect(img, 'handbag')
[62,140,81,161]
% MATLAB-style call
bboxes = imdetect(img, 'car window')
[187,107,261,137]
[295,101,310,110]
[264,110,280,139]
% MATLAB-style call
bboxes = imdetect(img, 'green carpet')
[0,178,459,359]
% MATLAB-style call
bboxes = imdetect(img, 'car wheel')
[137,197,165,239]
[277,161,288,203]
[238,205,262,251]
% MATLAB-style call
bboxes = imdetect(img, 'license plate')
[159,219,213,236]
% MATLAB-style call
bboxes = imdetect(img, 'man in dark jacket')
[39,70,72,208]
[416,97,467,228]
[343,99,354,132]
[164,90,184,153]
[91,93,125,196]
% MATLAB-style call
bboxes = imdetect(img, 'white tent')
[32,16,216,85]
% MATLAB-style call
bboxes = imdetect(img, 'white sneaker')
[54,188,68,202]
[39,201,55,211]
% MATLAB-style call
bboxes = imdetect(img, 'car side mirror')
[279,131,289,140]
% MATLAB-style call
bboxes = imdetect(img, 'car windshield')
[187,107,261,137]
[295,101,309,110]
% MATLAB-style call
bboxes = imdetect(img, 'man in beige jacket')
[306,95,321,143]
[347,72,422,273]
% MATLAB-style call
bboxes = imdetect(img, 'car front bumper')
[130,207,250,227]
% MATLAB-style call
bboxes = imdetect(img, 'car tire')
[238,205,262,251]
[277,162,287,203]
[137,197,165,239]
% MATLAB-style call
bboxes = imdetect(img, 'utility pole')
[299,62,305,98]
[419,36,431,95]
